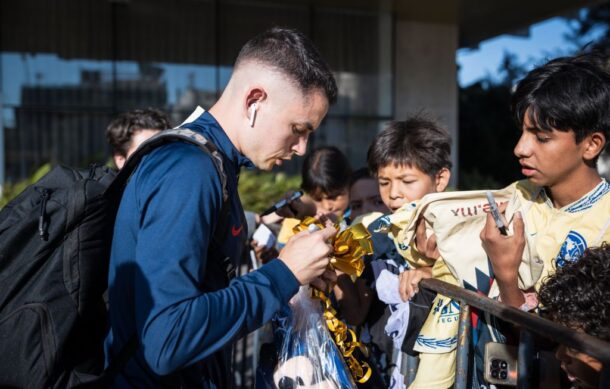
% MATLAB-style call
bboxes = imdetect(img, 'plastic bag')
[260,287,357,389]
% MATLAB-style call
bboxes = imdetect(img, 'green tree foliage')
[0,162,299,213]
[238,170,301,213]
[0,163,51,208]
[459,3,610,189]
[565,4,610,52]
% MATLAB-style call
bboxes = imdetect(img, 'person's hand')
[275,192,316,219]
[250,240,279,264]
[260,212,283,225]
[310,269,338,292]
[480,206,525,285]
[279,226,336,285]
[315,211,339,226]
[414,216,440,260]
[399,267,433,301]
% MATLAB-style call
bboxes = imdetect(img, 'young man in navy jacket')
[105,27,338,388]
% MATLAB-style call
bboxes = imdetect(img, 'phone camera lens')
[491,370,499,379]
[491,359,500,368]
[500,360,508,369]
[500,371,508,380]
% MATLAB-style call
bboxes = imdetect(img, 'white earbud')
[249,103,257,127]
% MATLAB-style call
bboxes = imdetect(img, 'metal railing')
[406,278,610,389]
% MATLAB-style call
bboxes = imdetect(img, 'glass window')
[1,0,393,182]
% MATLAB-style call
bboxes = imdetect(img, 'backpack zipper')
[38,188,50,241]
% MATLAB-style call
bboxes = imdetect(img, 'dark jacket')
[105,111,300,388]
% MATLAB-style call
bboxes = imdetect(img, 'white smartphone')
[252,224,277,249]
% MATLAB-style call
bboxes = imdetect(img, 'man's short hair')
[235,27,338,104]
[106,108,171,157]
[301,146,352,198]
[367,115,452,177]
[511,53,610,148]
[538,244,610,342]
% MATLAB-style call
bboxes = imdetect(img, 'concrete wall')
[394,20,459,186]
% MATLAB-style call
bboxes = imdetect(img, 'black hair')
[301,146,352,198]
[235,27,338,104]
[350,167,373,187]
[511,53,610,150]
[538,244,610,341]
[367,115,452,177]
[106,108,170,157]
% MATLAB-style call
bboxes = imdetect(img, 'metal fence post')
[401,352,419,386]
[600,364,610,389]
[517,330,534,389]
[454,302,471,389]
[407,279,610,389]
[250,251,260,374]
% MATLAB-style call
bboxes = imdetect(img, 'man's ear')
[245,87,267,115]
[583,132,606,162]
[434,168,451,192]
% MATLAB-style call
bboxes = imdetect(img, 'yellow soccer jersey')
[513,179,610,290]
[277,218,301,247]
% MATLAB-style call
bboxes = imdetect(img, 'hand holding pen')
[480,193,526,285]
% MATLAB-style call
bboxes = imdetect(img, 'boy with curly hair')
[539,244,610,389]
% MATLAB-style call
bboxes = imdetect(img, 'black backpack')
[0,129,230,388]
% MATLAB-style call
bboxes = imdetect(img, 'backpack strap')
[116,128,234,280]
[105,128,228,203]
[98,128,234,384]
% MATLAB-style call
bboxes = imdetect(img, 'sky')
[457,15,585,86]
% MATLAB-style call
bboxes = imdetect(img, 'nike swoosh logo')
[231,225,243,236]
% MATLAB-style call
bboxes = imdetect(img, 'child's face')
[311,190,350,218]
[514,110,598,191]
[376,163,448,212]
[349,177,389,218]
[556,344,602,388]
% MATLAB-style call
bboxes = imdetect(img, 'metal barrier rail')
[415,278,610,389]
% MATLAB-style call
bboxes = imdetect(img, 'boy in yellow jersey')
[475,53,610,387]
[335,115,452,388]
[404,53,610,388]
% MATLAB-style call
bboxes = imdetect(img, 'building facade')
[0,0,597,185]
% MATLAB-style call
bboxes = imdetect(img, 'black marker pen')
[260,191,304,216]
[486,191,508,235]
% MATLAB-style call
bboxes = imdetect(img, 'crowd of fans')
[4,27,609,389]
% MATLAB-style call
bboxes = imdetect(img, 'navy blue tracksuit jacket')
[105,111,300,388]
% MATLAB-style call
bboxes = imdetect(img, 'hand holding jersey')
[414,216,441,260]
[398,266,433,302]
